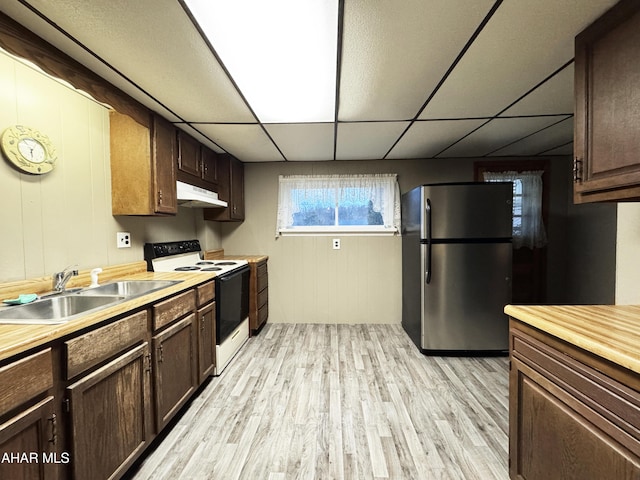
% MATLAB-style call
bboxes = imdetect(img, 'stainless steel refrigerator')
[401,182,513,354]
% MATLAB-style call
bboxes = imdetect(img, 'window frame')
[276,174,400,236]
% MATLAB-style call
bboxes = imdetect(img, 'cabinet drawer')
[257,303,268,326]
[196,281,215,307]
[257,287,268,309]
[65,310,148,379]
[0,349,53,414]
[256,261,267,277]
[153,290,196,330]
[257,271,268,293]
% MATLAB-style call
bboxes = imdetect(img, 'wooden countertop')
[505,304,640,375]
[203,249,268,263]
[0,267,216,362]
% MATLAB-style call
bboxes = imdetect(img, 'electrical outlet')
[117,232,131,248]
[332,238,340,250]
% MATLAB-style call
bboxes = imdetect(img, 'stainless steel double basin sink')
[0,280,181,324]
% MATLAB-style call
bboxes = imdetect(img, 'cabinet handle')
[48,413,57,445]
[145,352,152,373]
[573,157,583,183]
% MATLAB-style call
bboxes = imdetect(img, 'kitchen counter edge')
[505,303,640,375]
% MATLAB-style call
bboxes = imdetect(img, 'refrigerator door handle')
[426,198,432,284]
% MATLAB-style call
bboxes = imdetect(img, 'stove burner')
[215,262,237,266]
[175,266,201,271]
[196,261,215,265]
[201,267,223,271]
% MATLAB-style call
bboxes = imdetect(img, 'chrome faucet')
[53,265,78,293]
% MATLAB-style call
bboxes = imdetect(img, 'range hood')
[176,181,227,208]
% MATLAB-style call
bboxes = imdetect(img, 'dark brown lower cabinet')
[197,302,216,383]
[0,396,57,480]
[509,321,640,479]
[152,314,197,431]
[66,343,152,480]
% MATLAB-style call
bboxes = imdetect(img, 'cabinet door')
[197,302,216,383]
[574,1,640,203]
[510,326,640,479]
[67,343,152,480]
[0,396,57,480]
[153,314,197,431]
[229,156,245,220]
[152,115,177,214]
[203,154,244,222]
[201,146,218,186]
[177,131,201,178]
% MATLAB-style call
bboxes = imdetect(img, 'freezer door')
[421,242,511,351]
[423,183,512,240]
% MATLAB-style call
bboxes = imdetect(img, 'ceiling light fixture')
[184,0,338,123]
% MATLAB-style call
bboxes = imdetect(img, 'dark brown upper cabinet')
[574,0,640,203]
[177,131,219,191]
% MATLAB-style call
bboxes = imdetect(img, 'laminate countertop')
[0,267,216,362]
[505,304,640,375]
[203,250,268,264]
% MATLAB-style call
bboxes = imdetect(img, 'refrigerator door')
[422,183,512,240]
[421,242,511,351]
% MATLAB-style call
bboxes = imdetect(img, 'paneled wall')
[0,49,220,283]
[221,157,603,325]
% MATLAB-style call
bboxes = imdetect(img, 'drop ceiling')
[0,0,620,162]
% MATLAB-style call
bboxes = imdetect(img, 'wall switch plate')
[117,232,131,248]
[332,238,340,250]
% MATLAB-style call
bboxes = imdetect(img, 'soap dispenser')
[90,268,102,288]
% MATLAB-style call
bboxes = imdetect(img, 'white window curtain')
[276,174,401,236]
[483,171,547,249]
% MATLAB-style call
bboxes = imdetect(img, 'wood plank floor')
[127,324,509,480]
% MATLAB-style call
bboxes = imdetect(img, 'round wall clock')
[1,125,57,174]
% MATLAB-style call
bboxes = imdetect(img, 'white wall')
[0,49,221,283]
[616,203,640,304]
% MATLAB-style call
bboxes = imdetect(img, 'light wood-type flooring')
[127,323,509,480]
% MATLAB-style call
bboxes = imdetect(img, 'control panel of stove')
[144,239,202,260]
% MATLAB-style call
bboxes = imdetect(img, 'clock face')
[1,125,56,174]
[18,138,47,164]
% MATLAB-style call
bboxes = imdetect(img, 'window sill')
[278,226,398,236]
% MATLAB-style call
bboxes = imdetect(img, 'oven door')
[215,265,250,344]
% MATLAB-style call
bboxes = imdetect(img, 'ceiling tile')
[540,143,574,156]
[196,124,284,162]
[489,117,574,156]
[419,0,619,119]
[439,116,566,157]
[387,119,486,159]
[501,64,575,117]
[336,122,410,160]
[7,0,255,123]
[339,0,495,121]
[264,124,334,161]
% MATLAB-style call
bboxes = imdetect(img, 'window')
[483,171,547,249]
[276,174,400,235]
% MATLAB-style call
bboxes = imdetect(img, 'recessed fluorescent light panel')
[184,0,338,123]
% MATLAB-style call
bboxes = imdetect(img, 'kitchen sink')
[0,295,126,324]
[0,280,182,324]
[76,280,181,297]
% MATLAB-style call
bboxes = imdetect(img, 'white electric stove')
[144,240,250,375]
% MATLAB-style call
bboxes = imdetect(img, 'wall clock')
[1,125,57,174]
